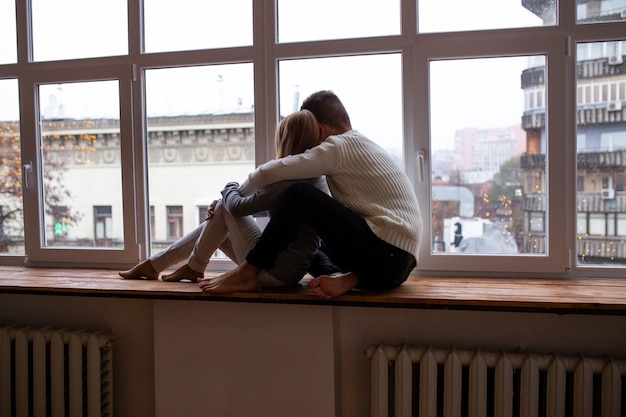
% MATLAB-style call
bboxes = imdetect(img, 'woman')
[119,110,327,288]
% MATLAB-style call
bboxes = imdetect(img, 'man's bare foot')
[119,259,159,280]
[307,272,359,299]
[198,261,260,295]
[162,264,204,282]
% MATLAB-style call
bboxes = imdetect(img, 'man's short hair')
[301,90,351,129]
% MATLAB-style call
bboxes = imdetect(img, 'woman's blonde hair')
[275,109,320,159]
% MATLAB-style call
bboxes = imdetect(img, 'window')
[0,0,16,65]
[94,206,113,246]
[576,39,626,268]
[144,0,252,52]
[0,0,625,279]
[39,81,124,249]
[0,79,22,255]
[166,206,183,241]
[145,64,255,255]
[31,0,128,61]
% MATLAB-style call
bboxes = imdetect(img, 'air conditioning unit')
[601,188,615,199]
[607,101,623,111]
[608,55,623,65]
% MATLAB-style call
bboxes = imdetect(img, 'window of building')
[0,0,624,278]
[166,206,183,241]
[94,205,113,246]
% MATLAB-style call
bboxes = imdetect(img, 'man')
[199,90,423,299]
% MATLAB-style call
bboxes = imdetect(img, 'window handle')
[416,150,425,183]
[22,162,32,188]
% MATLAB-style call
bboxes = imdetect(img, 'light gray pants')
[150,202,286,287]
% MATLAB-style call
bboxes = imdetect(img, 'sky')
[0,0,544,153]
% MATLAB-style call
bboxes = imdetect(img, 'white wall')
[1,293,625,417]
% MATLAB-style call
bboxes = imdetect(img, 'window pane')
[278,54,402,157]
[418,0,551,33]
[576,40,626,266]
[145,64,254,255]
[430,56,545,255]
[0,79,23,254]
[31,0,127,61]
[0,0,17,64]
[39,81,123,248]
[277,0,400,43]
[144,0,252,53]
[577,0,626,23]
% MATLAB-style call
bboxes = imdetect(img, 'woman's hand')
[205,199,220,220]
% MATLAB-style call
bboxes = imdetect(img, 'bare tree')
[0,120,83,251]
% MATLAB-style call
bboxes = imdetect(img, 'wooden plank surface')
[0,266,625,313]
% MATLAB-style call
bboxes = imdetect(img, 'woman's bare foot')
[119,259,159,280]
[198,261,260,294]
[307,272,359,299]
[162,264,204,282]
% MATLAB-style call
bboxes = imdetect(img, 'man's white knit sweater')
[239,130,423,261]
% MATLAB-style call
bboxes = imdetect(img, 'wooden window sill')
[0,266,625,315]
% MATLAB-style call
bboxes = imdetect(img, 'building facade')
[521,0,626,262]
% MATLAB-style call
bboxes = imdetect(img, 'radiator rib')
[367,345,626,417]
[0,326,114,417]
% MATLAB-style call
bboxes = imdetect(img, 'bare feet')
[198,261,260,295]
[161,264,204,282]
[307,272,359,299]
[119,259,159,280]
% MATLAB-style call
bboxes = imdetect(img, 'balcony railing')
[577,235,626,265]
[522,150,626,170]
[520,153,545,169]
[578,192,626,212]
[577,150,626,169]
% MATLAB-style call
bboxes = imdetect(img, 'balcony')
[522,150,626,171]
[577,191,626,213]
[577,150,626,169]
[522,193,547,211]
[577,236,626,265]
[521,110,546,129]
[577,57,625,80]
[520,153,545,170]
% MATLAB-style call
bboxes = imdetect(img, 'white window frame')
[0,0,624,278]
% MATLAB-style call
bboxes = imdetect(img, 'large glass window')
[1,0,625,278]
[429,56,545,255]
[31,0,128,61]
[0,0,17,64]
[576,39,626,267]
[418,0,552,33]
[145,64,255,255]
[277,0,400,43]
[278,55,403,157]
[39,81,123,248]
[143,0,253,53]
[0,79,22,254]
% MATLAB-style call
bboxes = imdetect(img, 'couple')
[120,91,423,299]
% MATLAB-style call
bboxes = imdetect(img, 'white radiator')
[0,326,114,417]
[367,344,626,417]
